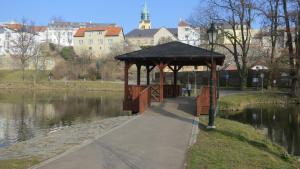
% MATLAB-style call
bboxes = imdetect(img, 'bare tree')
[282,0,299,96]
[211,0,256,90]
[32,43,50,86]
[10,18,38,81]
[257,0,280,89]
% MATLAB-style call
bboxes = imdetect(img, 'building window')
[98,39,103,44]
[107,39,113,44]
[79,40,84,45]
[98,31,102,35]
[5,33,10,40]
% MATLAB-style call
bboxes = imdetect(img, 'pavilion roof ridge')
[115,41,225,66]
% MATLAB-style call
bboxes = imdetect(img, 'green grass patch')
[219,92,289,111]
[0,157,40,169]
[0,70,48,82]
[187,117,300,169]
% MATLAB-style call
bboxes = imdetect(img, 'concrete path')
[33,97,195,169]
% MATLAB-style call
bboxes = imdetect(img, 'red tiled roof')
[5,24,22,31]
[74,26,122,37]
[105,27,122,36]
[74,28,87,37]
[33,26,47,32]
[178,20,189,27]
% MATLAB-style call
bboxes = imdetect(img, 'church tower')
[139,1,151,30]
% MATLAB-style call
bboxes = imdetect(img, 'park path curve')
[32,97,195,169]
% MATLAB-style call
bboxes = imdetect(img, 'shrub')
[60,47,76,61]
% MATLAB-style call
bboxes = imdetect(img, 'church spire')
[139,0,151,30]
[141,0,150,21]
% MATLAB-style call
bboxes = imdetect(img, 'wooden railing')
[138,87,151,113]
[124,85,151,113]
[124,84,181,113]
[196,86,210,116]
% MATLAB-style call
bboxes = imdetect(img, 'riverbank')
[187,116,300,169]
[187,92,300,169]
[219,92,291,112]
[0,81,124,91]
[0,116,135,169]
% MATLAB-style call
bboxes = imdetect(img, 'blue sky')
[0,0,200,33]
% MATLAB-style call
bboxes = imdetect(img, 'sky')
[0,0,200,33]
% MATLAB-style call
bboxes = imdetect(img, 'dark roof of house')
[115,41,225,66]
[126,29,159,38]
[167,28,178,37]
[126,28,178,38]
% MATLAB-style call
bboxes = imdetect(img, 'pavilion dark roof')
[115,41,225,66]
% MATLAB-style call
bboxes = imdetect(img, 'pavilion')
[115,41,225,115]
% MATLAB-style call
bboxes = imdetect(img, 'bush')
[49,43,56,51]
[87,64,97,80]
[52,61,80,80]
[60,47,76,61]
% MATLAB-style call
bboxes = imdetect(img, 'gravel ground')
[0,116,134,161]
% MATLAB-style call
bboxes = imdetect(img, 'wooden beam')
[157,63,167,102]
[124,62,132,101]
[167,65,175,72]
[136,64,141,85]
[177,65,183,72]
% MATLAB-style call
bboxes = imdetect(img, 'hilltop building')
[73,26,124,58]
[47,21,116,47]
[139,1,151,30]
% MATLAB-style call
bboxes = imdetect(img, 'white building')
[47,21,116,47]
[177,20,201,47]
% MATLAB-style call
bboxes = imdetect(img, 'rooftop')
[74,26,122,37]
[115,41,225,66]
[126,28,178,38]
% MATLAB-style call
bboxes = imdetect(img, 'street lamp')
[260,72,264,93]
[207,22,217,129]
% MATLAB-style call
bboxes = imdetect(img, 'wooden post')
[158,63,166,102]
[136,64,141,85]
[174,65,178,86]
[124,62,132,101]
[146,66,150,86]
[173,66,178,97]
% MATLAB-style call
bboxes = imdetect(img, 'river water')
[0,90,128,147]
[221,104,300,156]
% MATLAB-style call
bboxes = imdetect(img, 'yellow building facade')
[73,26,124,58]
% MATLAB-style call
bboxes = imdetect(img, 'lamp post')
[207,22,217,129]
[260,72,264,93]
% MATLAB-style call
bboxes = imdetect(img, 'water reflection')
[0,90,128,147]
[222,105,300,156]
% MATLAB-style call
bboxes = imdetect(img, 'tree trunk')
[240,75,247,91]
[22,66,25,81]
[283,0,296,97]
[267,70,273,89]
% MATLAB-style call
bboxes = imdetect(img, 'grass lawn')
[187,117,300,169]
[0,158,40,169]
[219,92,289,111]
[0,70,124,91]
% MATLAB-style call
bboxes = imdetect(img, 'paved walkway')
[33,97,195,169]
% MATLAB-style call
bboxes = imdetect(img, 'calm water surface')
[0,90,129,147]
[221,104,300,156]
